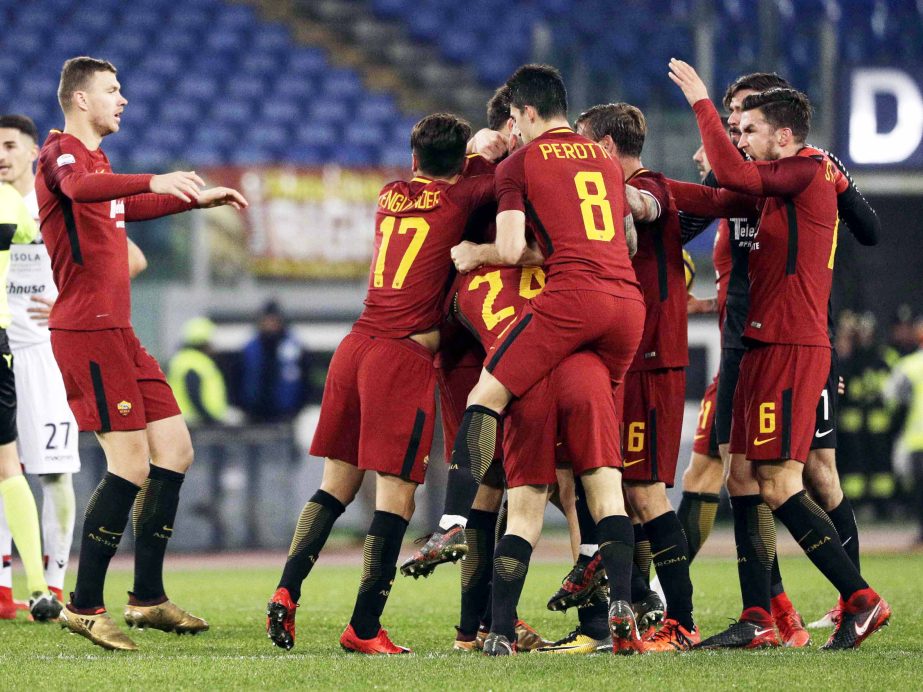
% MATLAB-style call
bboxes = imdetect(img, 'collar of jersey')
[411,176,433,184]
[625,168,649,183]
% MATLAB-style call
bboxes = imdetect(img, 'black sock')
[676,491,720,561]
[490,534,532,641]
[574,477,598,545]
[630,522,652,602]
[644,511,694,630]
[459,509,498,636]
[773,490,868,600]
[443,406,500,519]
[279,489,346,603]
[769,554,785,598]
[495,500,508,545]
[130,466,184,603]
[731,495,774,615]
[577,586,609,640]
[827,498,861,572]
[597,515,634,602]
[349,511,408,639]
[72,472,140,610]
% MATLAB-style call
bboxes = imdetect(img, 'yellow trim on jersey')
[411,176,433,184]
[548,127,574,134]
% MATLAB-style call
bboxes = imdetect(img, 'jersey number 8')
[574,171,615,242]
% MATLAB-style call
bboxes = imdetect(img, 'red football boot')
[822,589,891,650]
[771,592,810,648]
[340,625,411,654]
[266,587,298,650]
[0,586,18,620]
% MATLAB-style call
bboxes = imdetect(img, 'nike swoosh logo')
[753,627,774,637]
[855,602,881,637]
[98,527,123,536]
[162,525,173,532]
[651,545,676,559]
[623,458,645,467]
[753,437,777,447]
[815,429,833,438]
[694,434,706,440]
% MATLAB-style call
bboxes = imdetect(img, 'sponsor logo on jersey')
[56,154,76,167]
[6,282,46,295]
[117,400,132,416]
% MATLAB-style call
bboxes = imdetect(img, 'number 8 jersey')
[352,174,495,339]
[495,127,640,298]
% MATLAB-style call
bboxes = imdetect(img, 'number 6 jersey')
[352,173,495,339]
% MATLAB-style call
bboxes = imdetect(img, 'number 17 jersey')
[352,173,495,339]
[495,127,640,299]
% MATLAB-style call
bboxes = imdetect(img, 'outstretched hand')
[668,58,710,107]
[195,187,249,210]
[150,170,206,202]
[467,128,509,162]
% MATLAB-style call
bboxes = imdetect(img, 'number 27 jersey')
[352,174,495,339]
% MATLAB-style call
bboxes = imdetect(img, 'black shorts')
[0,330,17,446]
[811,348,838,450]
[715,347,744,446]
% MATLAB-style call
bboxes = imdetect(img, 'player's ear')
[410,151,419,174]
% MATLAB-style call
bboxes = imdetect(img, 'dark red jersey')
[454,265,546,348]
[626,169,688,371]
[714,218,732,333]
[461,154,499,245]
[36,131,194,330]
[352,174,495,338]
[681,100,848,347]
[495,128,640,299]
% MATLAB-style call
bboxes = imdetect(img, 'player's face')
[0,128,37,185]
[737,109,779,161]
[726,88,757,146]
[84,71,128,136]
[510,105,537,144]
[692,144,710,180]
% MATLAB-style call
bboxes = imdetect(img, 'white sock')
[439,514,467,531]
[39,474,76,592]
[578,543,598,558]
[0,496,11,590]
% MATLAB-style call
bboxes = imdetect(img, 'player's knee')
[625,483,670,523]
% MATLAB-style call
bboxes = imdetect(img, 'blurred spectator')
[836,311,899,515]
[884,304,919,366]
[237,300,312,423]
[886,318,923,542]
[167,317,230,427]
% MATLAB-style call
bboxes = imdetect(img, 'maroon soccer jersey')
[352,174,495,339]
[681,101,848,347]
[454,265,546,348]
[36,131,194,330]
[495,128,639,298]
[626,169,688,371]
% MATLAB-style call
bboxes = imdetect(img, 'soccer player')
[0,176,62,621]
[670,72,879,646]
[0,114,147,619]
[409,64,646,654]
[575,103,698,651]
[668,58,890,650]
[265,113,496,655]
[37,56,247,651]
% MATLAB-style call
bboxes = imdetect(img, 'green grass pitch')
[2,553,920,689]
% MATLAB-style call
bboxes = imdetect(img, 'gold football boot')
[124,599,209,634]
[59,605,138,651]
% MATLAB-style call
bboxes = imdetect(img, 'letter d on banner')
[850,68,923,164]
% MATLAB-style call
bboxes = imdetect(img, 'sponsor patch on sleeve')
[56,153,76,167]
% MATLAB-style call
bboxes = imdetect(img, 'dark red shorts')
[729,344,831,463]
[50,327,180,433]
[504,352,620,488]
[486,289,645,397]
[621,367,686,487]
[692,374,720,458]
[311,332,435,484]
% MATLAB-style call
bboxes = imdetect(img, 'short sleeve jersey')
[495,128,640,299]
[454,264,546,348]
[36,132,137,330]
[352,174,495,339]
[626,169,688,371]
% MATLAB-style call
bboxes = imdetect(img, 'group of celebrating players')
[0,52,891,656]
[264,59,892,656]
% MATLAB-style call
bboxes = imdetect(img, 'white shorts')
[12,341,81,475]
